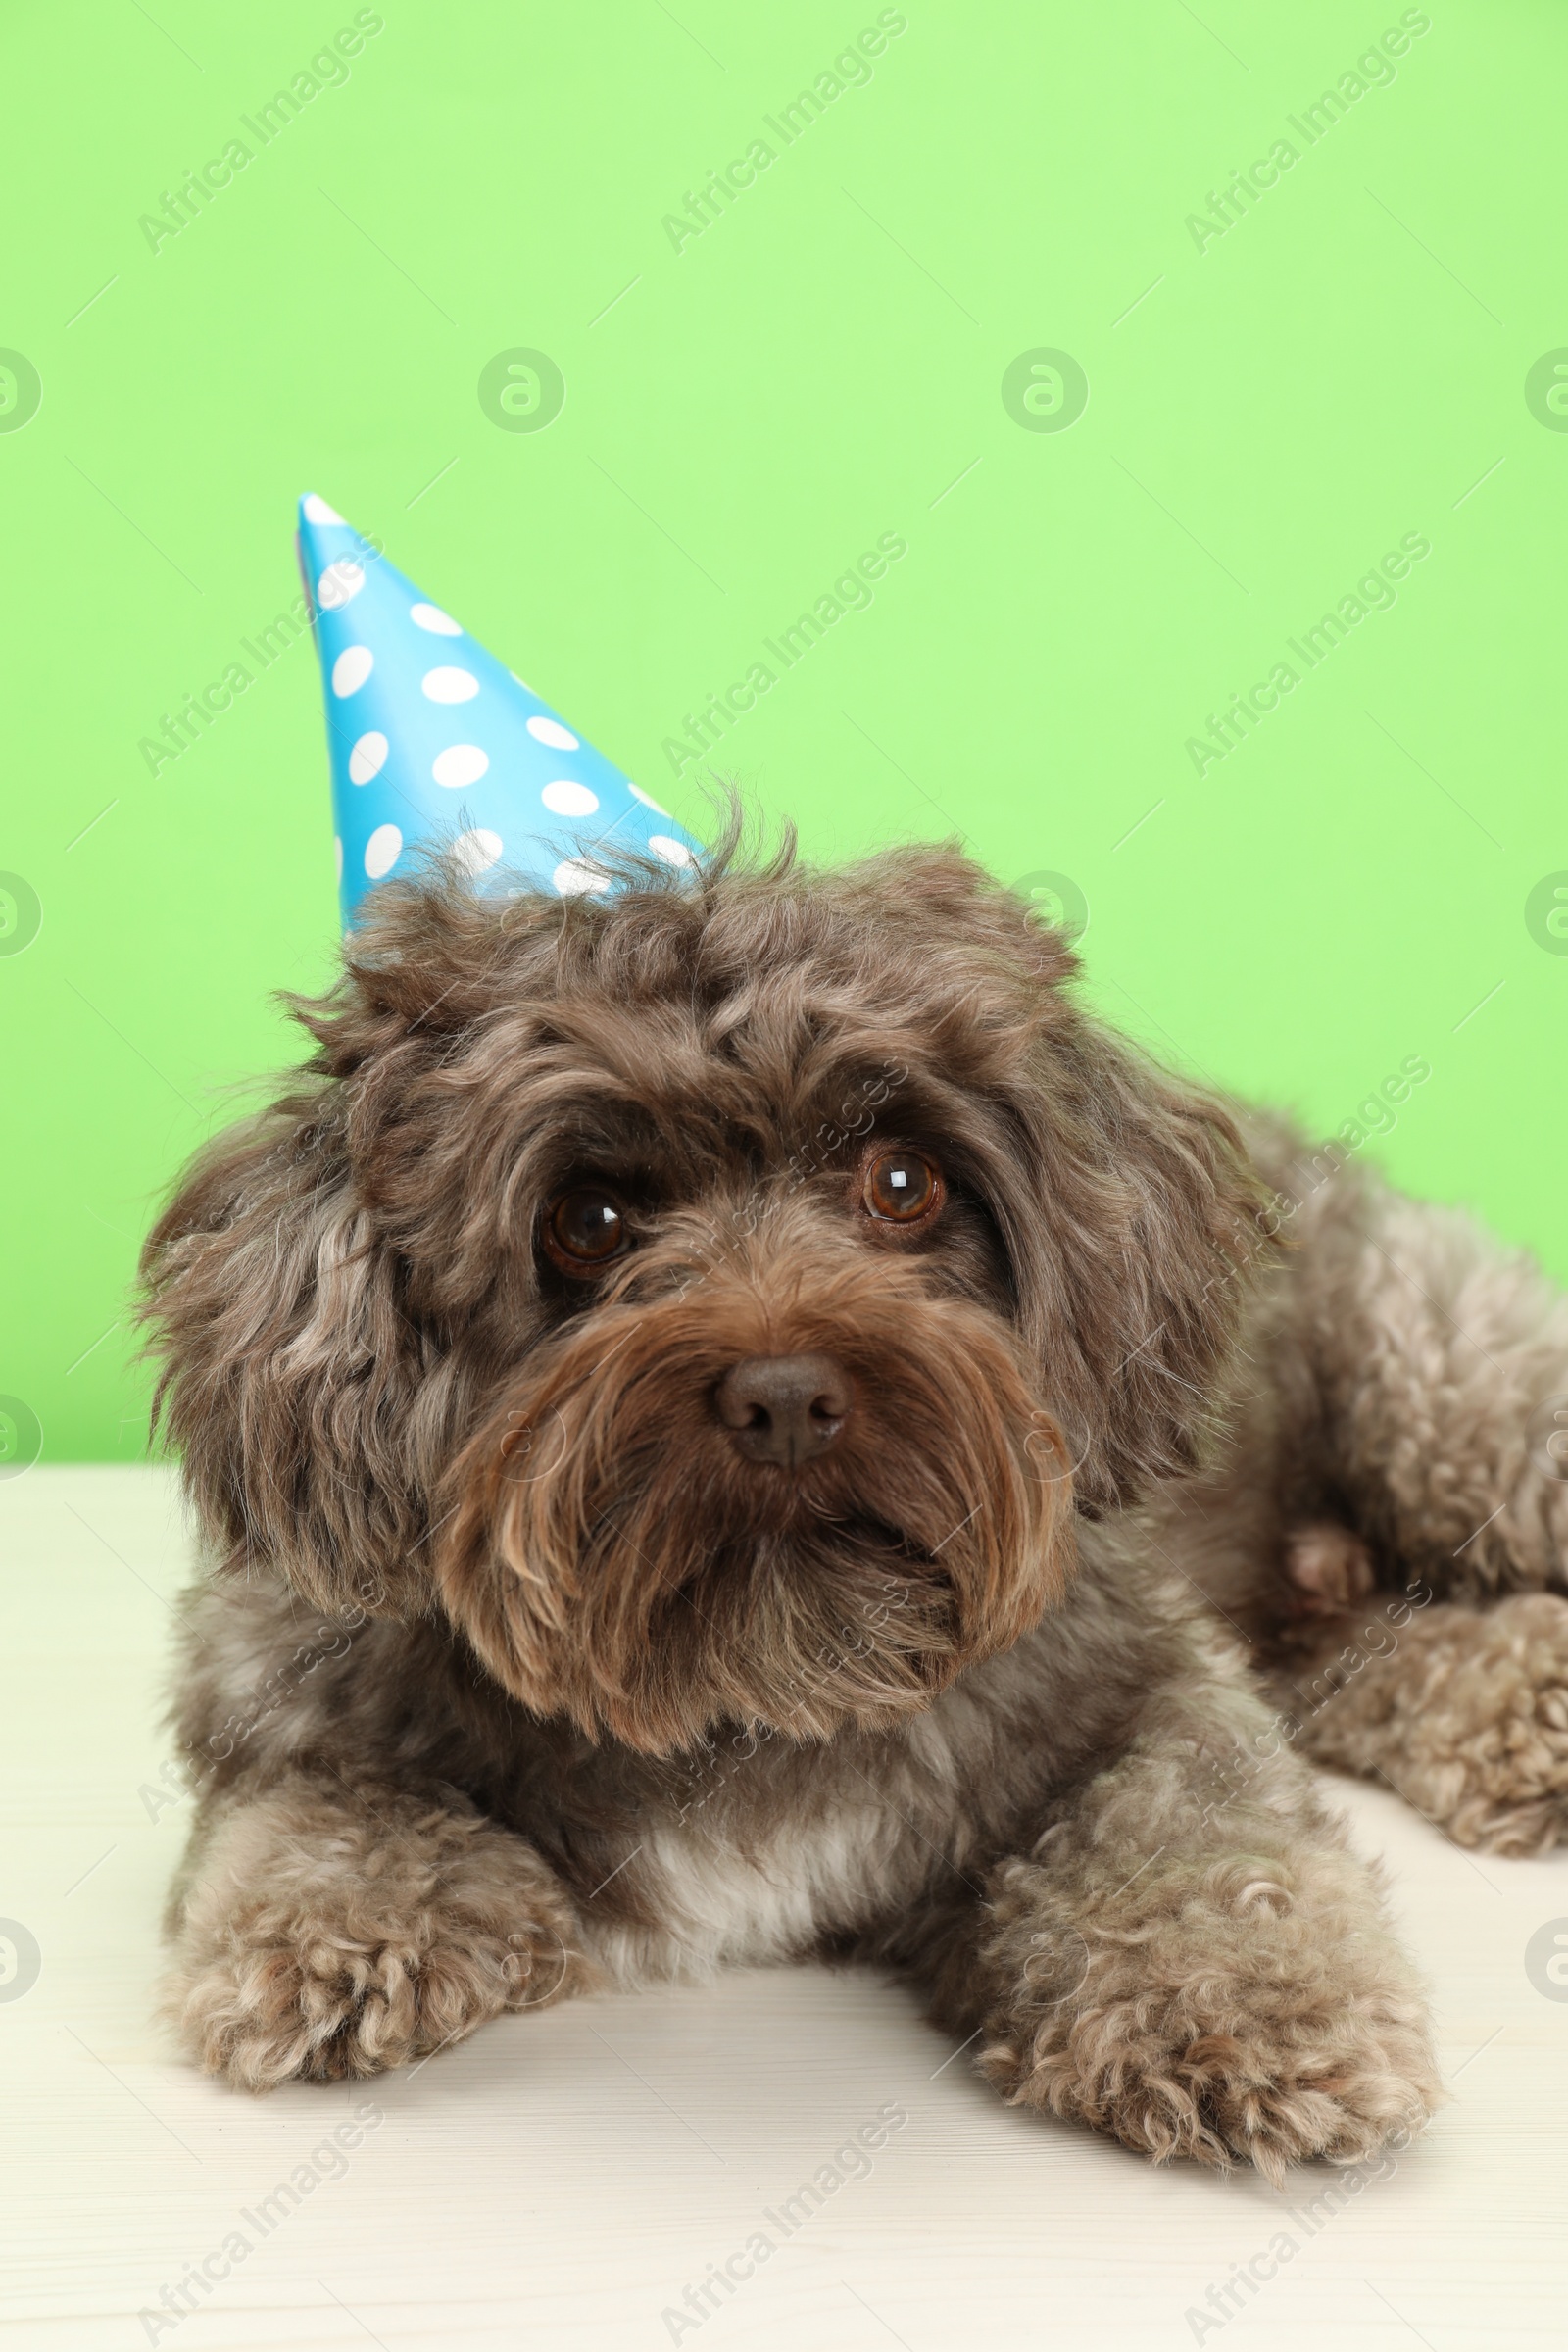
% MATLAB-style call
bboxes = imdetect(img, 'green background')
[3,0,1565,1462]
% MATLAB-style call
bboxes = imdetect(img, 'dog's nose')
[713,1352,853,1467]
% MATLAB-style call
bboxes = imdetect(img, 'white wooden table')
[3,1468,1564,2351]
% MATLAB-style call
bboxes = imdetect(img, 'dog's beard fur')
[440,1225,1074,1751]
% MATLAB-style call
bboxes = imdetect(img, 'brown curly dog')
[138,825,1568,2175]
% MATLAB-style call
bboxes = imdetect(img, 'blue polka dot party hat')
[296,494,700,927]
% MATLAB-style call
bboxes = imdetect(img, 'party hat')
[296,494,700,926]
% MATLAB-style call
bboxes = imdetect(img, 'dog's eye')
[862,1150,942,1225]
[544,1187,628,1274]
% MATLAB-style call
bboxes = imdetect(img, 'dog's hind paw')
[167,1780,590,2089]
[1281,1521,1375,1616]
[1300,1592,1568,1857]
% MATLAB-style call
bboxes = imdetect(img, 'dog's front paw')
[1301,1592,1568,1857]
[977,1848,1441,2181]
[169,1781,591,2089]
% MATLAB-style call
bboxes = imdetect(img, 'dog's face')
[143,840,1261,1752]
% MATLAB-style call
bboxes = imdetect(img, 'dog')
[140,826,1568,2176]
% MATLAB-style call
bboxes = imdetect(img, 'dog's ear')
[1039,1023,1266,1510]
[138,1085,438,1616]
[964,894,1270,1515]
[139,868,585,1609]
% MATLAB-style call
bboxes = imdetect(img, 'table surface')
[3,1467,1564,2352]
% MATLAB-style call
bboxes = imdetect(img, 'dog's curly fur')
[139,823,1568,2172]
